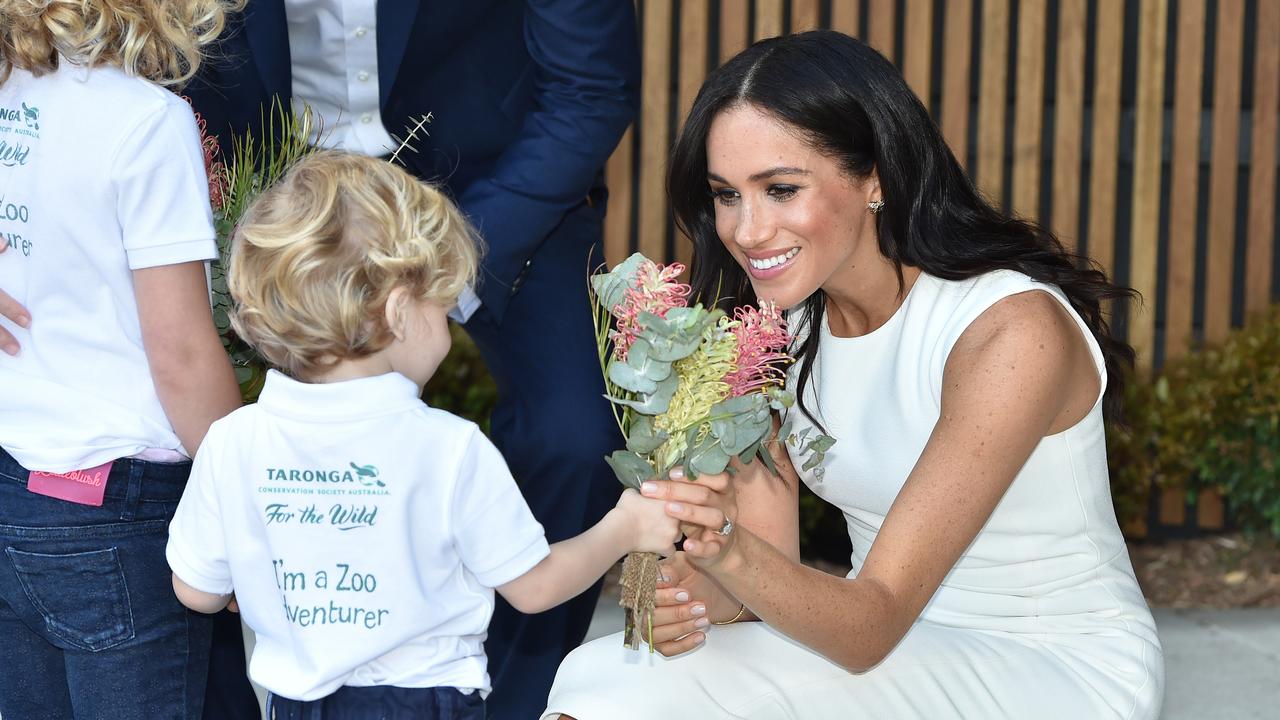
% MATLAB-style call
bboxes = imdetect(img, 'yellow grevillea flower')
[653,317,739,470]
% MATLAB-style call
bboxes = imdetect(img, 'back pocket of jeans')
[6,546,135,651]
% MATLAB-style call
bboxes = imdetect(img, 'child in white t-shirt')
[166,151,682,719]
[0,3,243,719]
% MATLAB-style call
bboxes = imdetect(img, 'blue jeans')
[0,448,212,719]
[267,686,484,720]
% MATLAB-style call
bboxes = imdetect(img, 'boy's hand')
[613,488,682,556]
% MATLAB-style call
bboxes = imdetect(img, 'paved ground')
[583,603,1280,719]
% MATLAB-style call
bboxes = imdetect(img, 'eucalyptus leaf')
[607,373,678,415]
[687,436,732,476]
[626,415,669,455]
[590,252,647,312]
[759,445,779,476]
[604,450,657,491]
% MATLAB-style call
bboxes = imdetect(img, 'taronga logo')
[265,462,385,487]
[22,103,38,130]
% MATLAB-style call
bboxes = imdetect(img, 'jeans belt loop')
[121,460,143,521]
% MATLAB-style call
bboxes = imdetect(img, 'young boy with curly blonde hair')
[165,151,681,720]
[0,1,243,718]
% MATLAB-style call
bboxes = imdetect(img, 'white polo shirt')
[167,370,550,701]
[0,61,217,472]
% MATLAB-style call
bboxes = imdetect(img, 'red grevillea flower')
[611,260,691,359]
[184,98,227,212]
[723,302,792,397]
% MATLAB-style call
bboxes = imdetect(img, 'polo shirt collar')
[256,369,423,420]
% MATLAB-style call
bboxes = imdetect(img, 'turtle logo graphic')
[21,103,38,130]
[349,462,385,487]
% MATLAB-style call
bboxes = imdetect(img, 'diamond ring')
[714,517,735,537]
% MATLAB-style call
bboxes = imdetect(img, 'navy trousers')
[465,194,624,719]
[0,449,213,720]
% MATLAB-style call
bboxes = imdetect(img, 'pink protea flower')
[723,301,792,397]
[611,260,691,359]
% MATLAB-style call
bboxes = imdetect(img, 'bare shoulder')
[947,289,1100,432]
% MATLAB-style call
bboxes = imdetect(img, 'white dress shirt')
[283,0,482,321]
[284,0,397,156]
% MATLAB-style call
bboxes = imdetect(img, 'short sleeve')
[112,97,217,270]
[449,429,550,588]
[166,425,232,595]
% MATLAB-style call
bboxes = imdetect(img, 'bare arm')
[497,490,682,614]
[133,262,241,453]
[172,574,233,614]
[647,291,1100,670]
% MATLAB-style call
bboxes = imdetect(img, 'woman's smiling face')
[705,103,880,310]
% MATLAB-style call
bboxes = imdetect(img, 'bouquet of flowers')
[590,253,833,649]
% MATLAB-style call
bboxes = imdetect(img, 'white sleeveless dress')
[542,270,1164,719]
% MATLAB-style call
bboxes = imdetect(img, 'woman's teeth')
[748,248,799,270]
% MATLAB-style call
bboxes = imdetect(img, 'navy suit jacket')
[188,0,640,319]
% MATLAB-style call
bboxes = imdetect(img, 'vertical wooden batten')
[1011,0,1048,219]
[1246,0,1280,317]
[1165,0,1207,359]
[1051,0,1086,253]
[1204,0,1245,345]
[940,0,974,167]
[976,0,1010,204]
[637,0,674,264]
[1128,0,1169,373]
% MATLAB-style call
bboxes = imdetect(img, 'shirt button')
[357,71,370,82]
[361,114,373,124]
[354,26,368,38]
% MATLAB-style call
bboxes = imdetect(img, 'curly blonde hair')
[0,0,243,86]
[229,151,482,380]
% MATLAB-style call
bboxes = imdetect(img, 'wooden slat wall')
[606,0,1280,369]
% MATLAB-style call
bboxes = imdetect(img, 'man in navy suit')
[188,2,638,717]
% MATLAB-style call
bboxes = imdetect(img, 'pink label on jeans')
[27,461,113,506]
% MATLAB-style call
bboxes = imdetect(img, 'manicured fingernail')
[694,633,706,644]
[641,482,658,495]
[667,502,684,514]
[16,315,29,328]
[684,540,698,552]
[690,604,705,616]
[675,591,690,602]
[669,467,685,480]
[694,617,710,628]
[1,343,16,356]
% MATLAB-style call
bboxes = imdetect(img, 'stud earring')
[867,199,885,214]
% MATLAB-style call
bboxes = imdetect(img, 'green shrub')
[1110,305,1280,537]
[424,325,499,431]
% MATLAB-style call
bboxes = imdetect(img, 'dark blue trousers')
[465,196,624,719]
[0,449,213,720]
[268,686,483,720]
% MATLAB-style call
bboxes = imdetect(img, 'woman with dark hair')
[542,31,1162,719]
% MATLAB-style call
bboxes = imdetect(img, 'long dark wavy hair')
[670,30,1136,427]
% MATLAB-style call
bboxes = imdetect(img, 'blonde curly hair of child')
[228,150,483,381]
[0,0,244,86]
